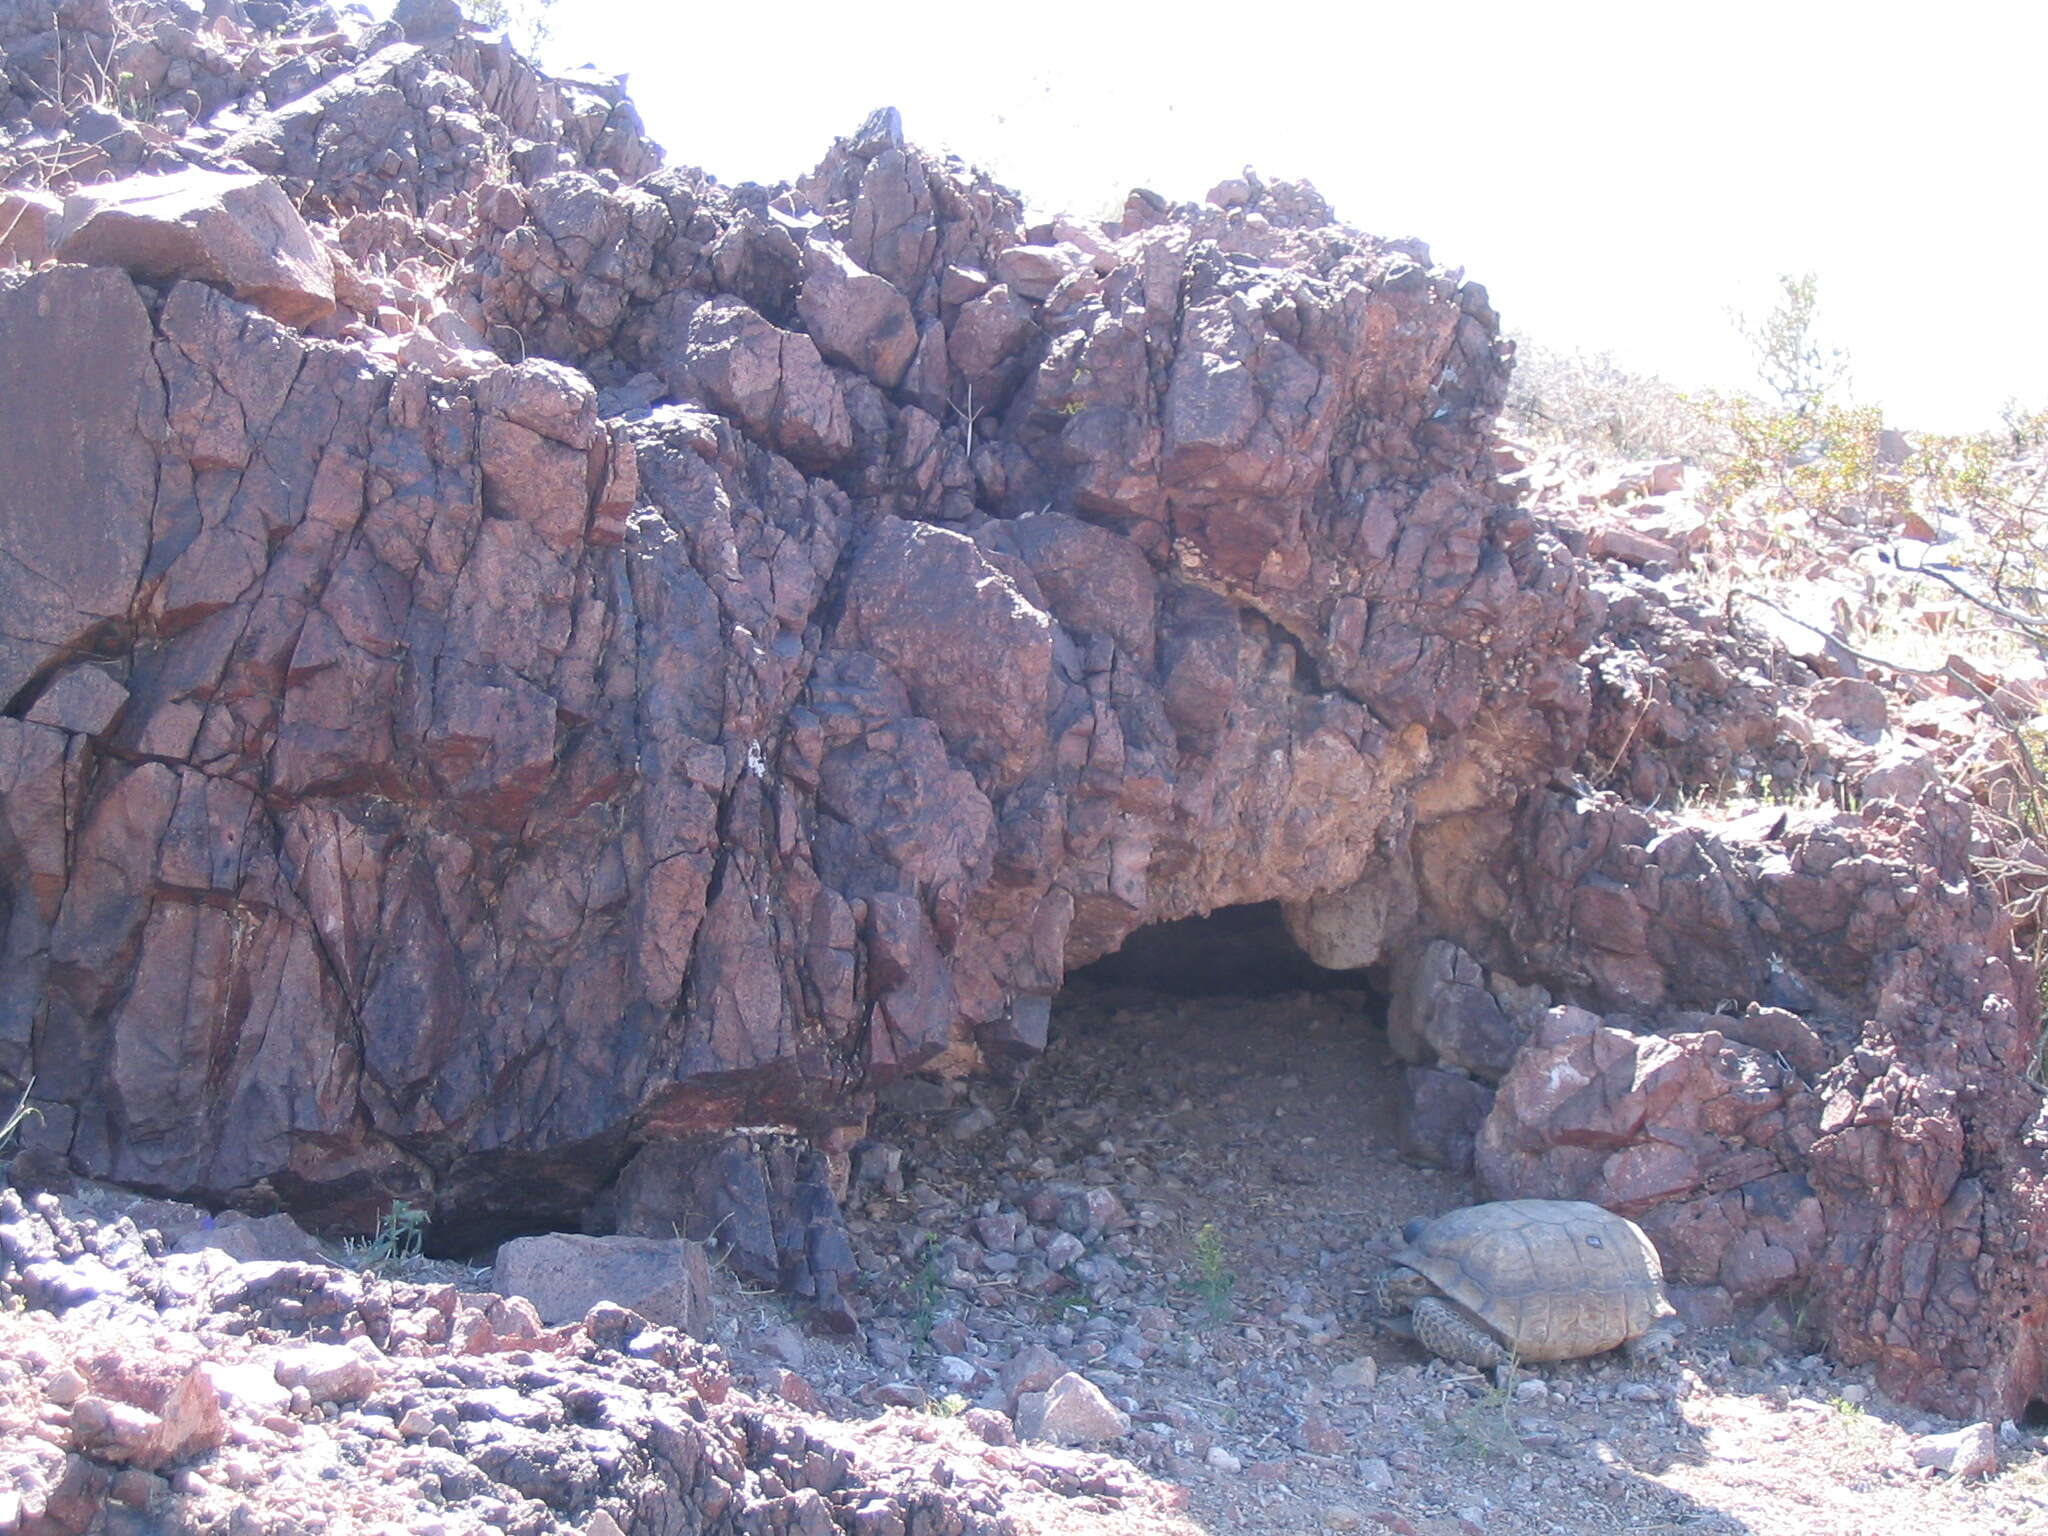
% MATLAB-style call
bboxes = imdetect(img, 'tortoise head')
[1373,1264,1434,1312]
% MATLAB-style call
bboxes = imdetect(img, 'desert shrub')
[1692,394,1902,523]
[1735,271,1849,417]
[1501,336,1727,463]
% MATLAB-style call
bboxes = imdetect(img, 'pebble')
[1205,1446,1243,1473]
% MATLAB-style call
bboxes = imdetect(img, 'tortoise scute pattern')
[1381,1199,1675,1365]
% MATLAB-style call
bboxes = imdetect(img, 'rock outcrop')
[0,0,2042,1423]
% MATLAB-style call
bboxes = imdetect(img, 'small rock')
[109,1468,164,1509]
[0,187,59,265]
[991,244,1085,302]
[271,1344,377,1407]
[1043,1232,1085,1270]
[999,1344,1064,1408]
[762,1325,808,1368]
[69,1365,226,1472]
[773,1370,823,1413]
[1323,1507,1364,1532]
[202,1361,290,1417]
[44,1367,88,1405]
[1911,1422,1997,1478]
[1302,1410,1348,1455]
[1016,1373,1129,1445]
[961,1407,1018,1447]
[852,1143,905,1196]
[24,666,129,737]
[949,1106,998,1140]
[1357,1456,1393,1491]
[1589,525,1681,569]
[1331,1356,1378,1392]
[68,1394,165,1464]
[1205,1446,1243,1474]
[1055,1186,1130,1235]
[174,1212,328,1267]
[1514,1378,1549,1403]
[795,240,918,389]
[973,1213,1023,1251]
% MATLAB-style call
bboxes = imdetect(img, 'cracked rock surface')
[0,0,2043,1428]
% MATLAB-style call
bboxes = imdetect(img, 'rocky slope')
[0,0,2043,1438]
[0,1180,1200,1536]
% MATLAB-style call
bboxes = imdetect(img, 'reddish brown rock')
[0,186,60,265]
[660,295,853,469]
[796,239,919,389]
[0,266,157,712]
[55,167,336,326]
[1,0,2042,1429]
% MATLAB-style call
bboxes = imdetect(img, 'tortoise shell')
[1389,1198,1675,1362]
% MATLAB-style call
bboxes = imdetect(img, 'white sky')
[540,0,2046,432]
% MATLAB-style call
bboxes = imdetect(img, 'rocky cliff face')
[1,0,2042,1420]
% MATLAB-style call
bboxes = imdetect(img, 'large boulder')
[492,1233,714,1337]
[658,295,853,469]
[796,239,919,388]
[54,168,336,327]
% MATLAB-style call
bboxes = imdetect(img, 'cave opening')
[1030,899,1477,1213]
[1061,900,1384,1001]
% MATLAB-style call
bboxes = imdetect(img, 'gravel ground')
[708,980,2048,1536]
[6,978,2043,1535]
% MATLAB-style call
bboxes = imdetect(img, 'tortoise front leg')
[1410,1296,1508,1370]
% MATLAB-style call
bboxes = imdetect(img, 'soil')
[707,981,2048,1536]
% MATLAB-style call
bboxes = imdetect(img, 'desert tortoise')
[1372,1199,1679,1368]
